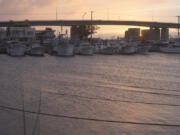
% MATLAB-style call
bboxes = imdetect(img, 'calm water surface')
[0,53,180,135]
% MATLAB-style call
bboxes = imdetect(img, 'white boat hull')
[79,46,94,56]
[74,46,81,54]
[160,47,180,53]
[30,47,44,56]
[99,47,116,55]
[121,46,137,54]
[93,46,100,54]
[8,46,25,56]
[137,46,151,54]
[55,44,74,56]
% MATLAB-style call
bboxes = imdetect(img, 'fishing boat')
[150,41,168,52]
[120,42,137,54]
[99,46,116,55]
[7,41,26,56]
[74,45,81,54]
[137,42,152,54]
[29,42,44,56]
[53,41,74,57]
[0,42,7,54]
[78,41,94,56]
[93,44,100,54]
[110,41,123,54]
[160,46,180,53]
[42,39,54,53]
[137,45,151,54]
[94,42,106,54]
[159,41,180,53]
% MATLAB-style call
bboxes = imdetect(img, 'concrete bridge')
[0,20,180,28]
[1,20,179,41]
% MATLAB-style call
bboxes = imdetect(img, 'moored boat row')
[1,39,180,57]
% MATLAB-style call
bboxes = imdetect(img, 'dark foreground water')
[0,53,180,135]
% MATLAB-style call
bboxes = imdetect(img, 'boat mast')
[60,7,63,35]
[56,7,58,36]
[177,16,180,40]
[91,11,94,45]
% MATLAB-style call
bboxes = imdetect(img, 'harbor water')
[0,53,180,135]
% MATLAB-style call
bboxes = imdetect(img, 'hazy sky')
[0,0,180,37]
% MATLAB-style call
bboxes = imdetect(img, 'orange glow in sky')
[0,0,179,37]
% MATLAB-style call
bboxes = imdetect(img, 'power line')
[0,105,180,127]
[94,11,176,18]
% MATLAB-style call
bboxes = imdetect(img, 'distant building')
[141,30,150,40]
[125,28,140,41]
[36,28,55,41]
[141,28,160,41]
[7,27,36,41]
[0,28,6,40]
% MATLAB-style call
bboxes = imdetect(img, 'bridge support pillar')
[161,28,169,41]
[70,26,80,41]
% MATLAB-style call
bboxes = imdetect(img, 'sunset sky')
[0,0,180,38]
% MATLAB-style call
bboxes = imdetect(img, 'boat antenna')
[91,11,94,45]
[60,9,63,35]
[177,16,180,40]
[56,7,59,36]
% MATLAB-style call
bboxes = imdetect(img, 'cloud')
[0,0,54,13]
[0,0,53,7]
[0,0,84,15]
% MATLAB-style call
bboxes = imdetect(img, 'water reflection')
[0,53,180,135]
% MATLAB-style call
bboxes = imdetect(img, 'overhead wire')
[0,105,180,127]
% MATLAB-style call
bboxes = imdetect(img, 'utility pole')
[91,11,94,45]
[177,16,180,40]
